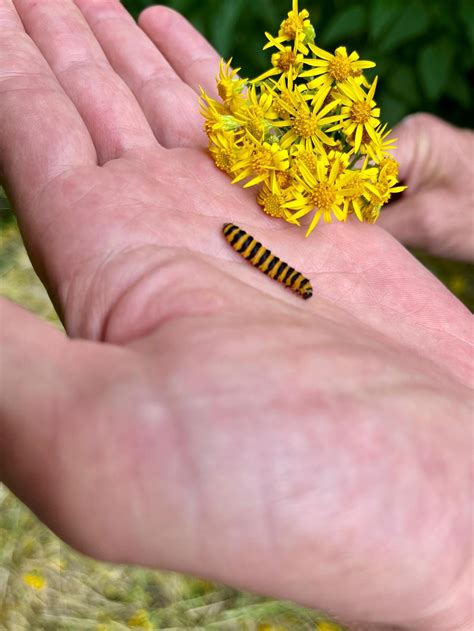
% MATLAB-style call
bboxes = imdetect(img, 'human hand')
[0,2,472,630]
[378,113,474,261]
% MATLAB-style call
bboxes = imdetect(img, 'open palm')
[0,2,471,630]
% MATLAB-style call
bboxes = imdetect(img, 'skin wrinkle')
[56,167,256,330]
[95,249,225,342]
[60,212,220,335]
[55,57,112,78]
[87,238,471,391]
[182,53,222,90]
[64,244,171,339]
[136,68,185,97]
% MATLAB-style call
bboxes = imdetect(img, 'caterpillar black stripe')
[223,223,313,300]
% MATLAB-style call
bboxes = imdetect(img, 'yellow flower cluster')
[22,572,47,590]
[200,0,406,236]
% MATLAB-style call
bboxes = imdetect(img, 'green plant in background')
[122,0,473,128]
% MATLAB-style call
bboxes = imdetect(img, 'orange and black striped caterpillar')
[223,223,313,300]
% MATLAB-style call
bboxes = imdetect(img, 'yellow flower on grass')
[270,74,308,116]
[127,609,152,629]
[245,84,278,120]
[333,77,381,153]
[23,572,47,591]
[291,158,357,234]
[273,85,341,153]
[301,45,375,90]
[449,274,467,295]
[232,135,290,188]
[316,621,344,631]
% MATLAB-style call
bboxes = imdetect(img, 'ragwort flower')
[199,1,404,236]
[232,135,290,188]
[300,45,376,90]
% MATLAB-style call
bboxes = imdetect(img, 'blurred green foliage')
[122,0,473,128]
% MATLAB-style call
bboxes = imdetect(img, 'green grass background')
[1,1,473,629]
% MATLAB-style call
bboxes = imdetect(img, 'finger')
[390,113,459,190]
[138,5,222,98]
[379,191,439,250]
[0,0,96,206]
[13,0,159,163]
[378,113,442,246]
[378,113,474,260]
[74,0,206,149]
[379,191,474,262]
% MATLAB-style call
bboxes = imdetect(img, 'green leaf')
[166,0,195,13]
[445,72,472,108]
[369,0,404,41]
[418,38,455,101]
[385,64,421,109]
[378,4,430,52]
[459,0,474,49]
[319,5,367,46]
[378,92,409,127]
[211,0,246,57]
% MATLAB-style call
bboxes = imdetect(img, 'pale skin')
[0,2,472,630]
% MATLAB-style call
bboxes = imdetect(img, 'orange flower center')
[379,156,399,179]
[311,182,337,209]
[273,50,297,72]
[345,173,366,200]
[350,101,372,124]
[293,111,319,138]
[298,149,319,171]
[262,193,286,217]
[246,117,265,139]
[214,151,233,174]
[251,147,273,174]
[280,16,300,39]
[276,171,293,189]
[328,55,352,82]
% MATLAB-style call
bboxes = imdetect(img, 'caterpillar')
[223,223,313,300]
